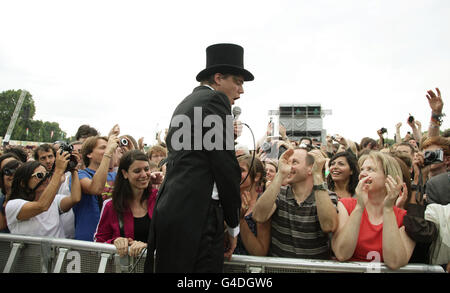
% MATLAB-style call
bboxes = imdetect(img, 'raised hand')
[395,182,408,209]
[278,148,293,178]
[384,175,403,209]
[240,190,251,219]
[309,149,326,180]
[415,120,422,129]
[54,150,70,173]
[150,171,164,185]
[426,88,443,114]
[412,152,424,174]
[335,134,347,148]
[355,176,371,209]
[109,124,120,137]
[106,134,120,156]
[138,137,145,150]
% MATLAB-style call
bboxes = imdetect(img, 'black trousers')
[145,199,225,273]
[192,199,224,273]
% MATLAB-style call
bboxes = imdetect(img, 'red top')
[94,189,158,244]
[339,198,407,262]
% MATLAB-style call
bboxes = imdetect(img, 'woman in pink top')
[94,150,162,257]
[332,151,415,270]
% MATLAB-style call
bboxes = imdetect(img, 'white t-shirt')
[6,194,67,238]
[57,173,76,239]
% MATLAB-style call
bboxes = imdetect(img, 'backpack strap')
[118,213,125,238]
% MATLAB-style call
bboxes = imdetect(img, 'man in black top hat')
[145,43,254,273]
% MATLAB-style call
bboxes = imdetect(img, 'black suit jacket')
[145,86,241,272]
[425,171,450,205]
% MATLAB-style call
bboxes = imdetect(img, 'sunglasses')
[3,168,17,176]
[31,171,50,180]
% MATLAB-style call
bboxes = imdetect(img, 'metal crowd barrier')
[0,234,444,273]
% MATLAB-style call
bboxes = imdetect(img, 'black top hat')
[196,43,254,82]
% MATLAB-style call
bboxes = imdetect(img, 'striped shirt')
[270,186,338,259]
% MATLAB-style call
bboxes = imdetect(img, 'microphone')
[232,106,241,120]
[232,106,243,139]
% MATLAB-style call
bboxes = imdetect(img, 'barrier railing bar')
[98,253,111,273]
[0,234,116,254]
[226,254,445,273]
[3,242,24,273]
[0,234,445,273]
[53,248,69,273]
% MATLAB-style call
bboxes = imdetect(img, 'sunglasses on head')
[31,171,50,180]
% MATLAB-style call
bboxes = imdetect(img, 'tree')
[0,89,67,142]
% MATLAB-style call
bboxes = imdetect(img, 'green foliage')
[383,138,395,146]
[0,89,67,142]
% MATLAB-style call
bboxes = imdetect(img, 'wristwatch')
[313,182,328,191]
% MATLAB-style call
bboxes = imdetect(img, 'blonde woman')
[332,151,415,270]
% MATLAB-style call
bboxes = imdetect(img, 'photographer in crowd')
[401,87,449,270]
[5,151,81,238]
[74,134,119,241]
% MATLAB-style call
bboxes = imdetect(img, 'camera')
[260,141,280,159]
[408,114,414,124]
[59,143,78,172]
[379,128,387,134]
[278,145,288,159]
[261,142,272,153]
[423,149,444,166]
[119,138,128,147]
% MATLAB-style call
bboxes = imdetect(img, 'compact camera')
[423,149,444,166]
[119,138,128,147]
[408,114,415,124]
[59,143,78,172]
[379,128,387,134]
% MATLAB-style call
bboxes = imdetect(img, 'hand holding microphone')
[233,106,243,139]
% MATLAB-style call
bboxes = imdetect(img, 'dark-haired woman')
[94,150,162,257]
[5,151,81,237]
[0,159,23,232]
[327,152,360,199]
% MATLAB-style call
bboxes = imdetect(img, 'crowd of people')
[0,87,449,272]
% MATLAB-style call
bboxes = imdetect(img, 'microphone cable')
[129,247,147,273]
[239,122,256,186]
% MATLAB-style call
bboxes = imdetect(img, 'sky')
[1,0,449,148]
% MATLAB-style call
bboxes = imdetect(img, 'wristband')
[431,112,445,126]
[313,182,328,191]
